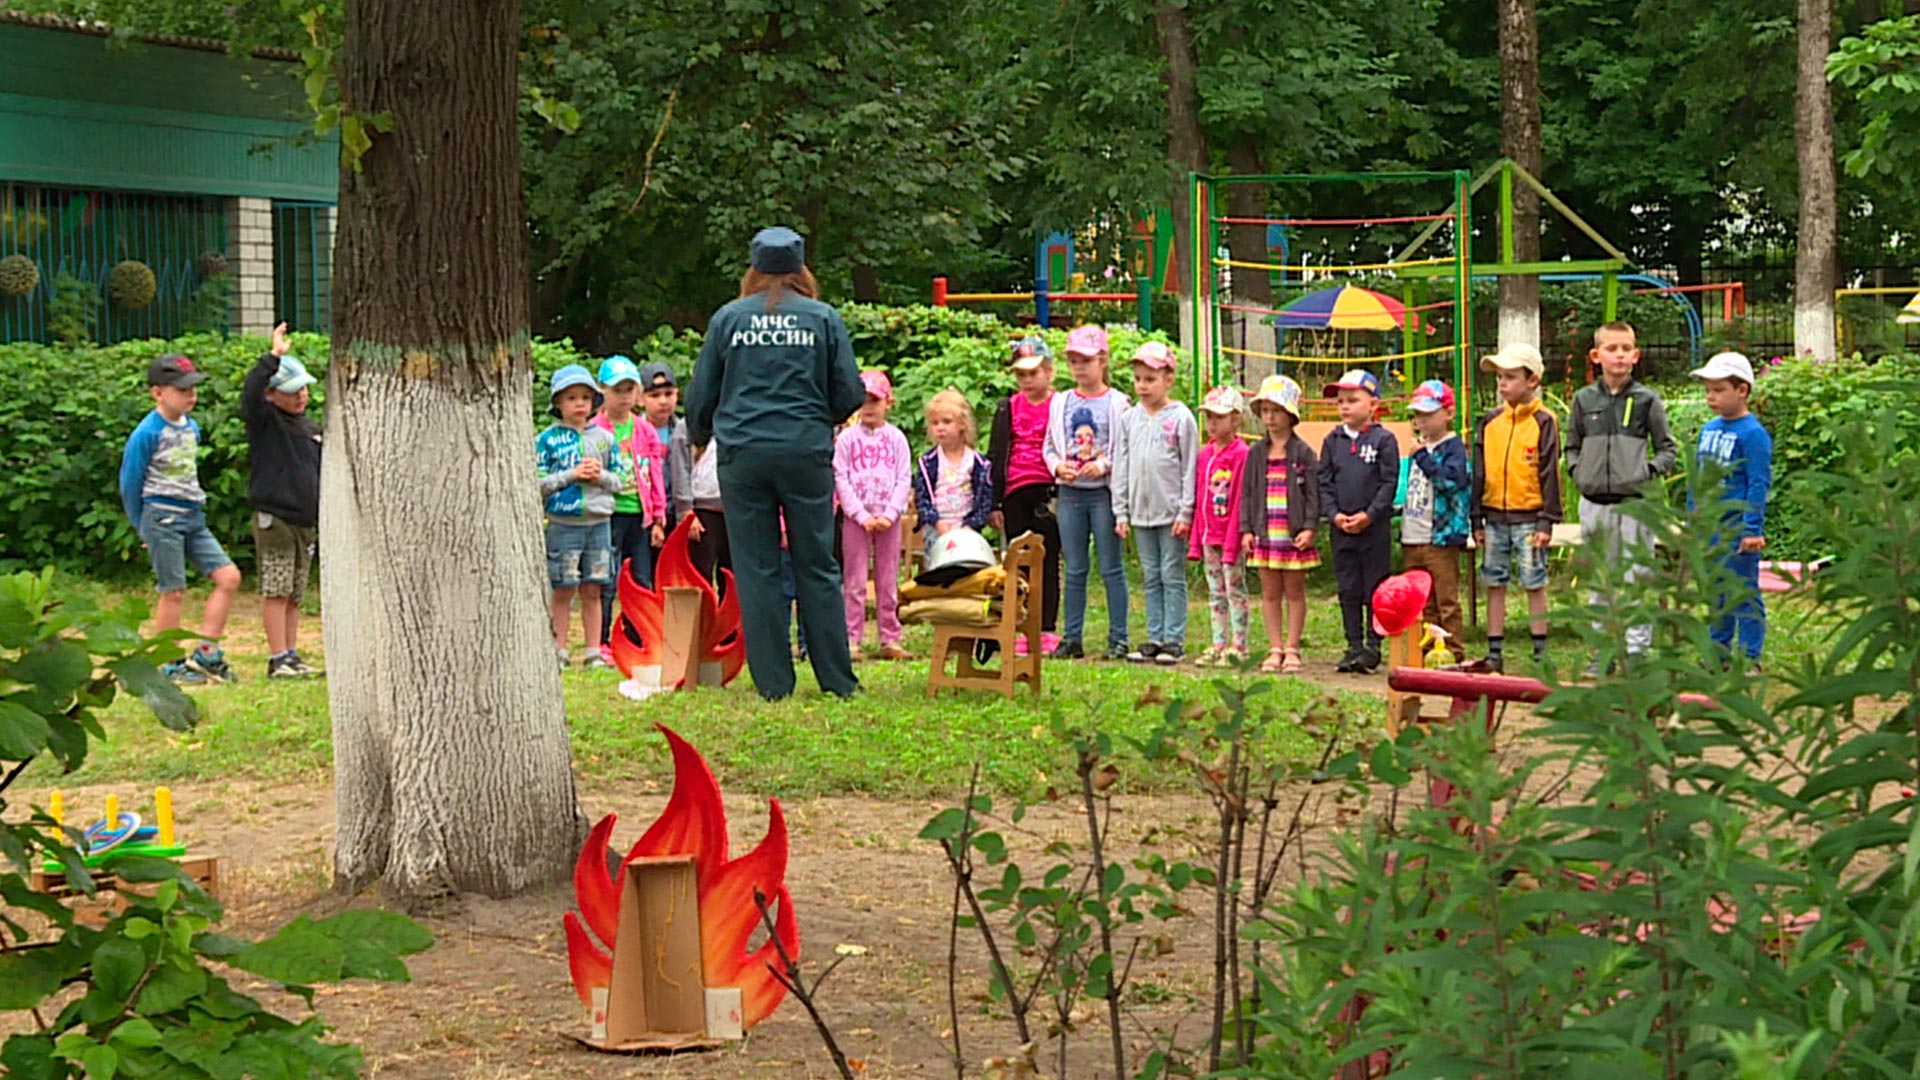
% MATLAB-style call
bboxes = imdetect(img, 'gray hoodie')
[1111,400,1199,528]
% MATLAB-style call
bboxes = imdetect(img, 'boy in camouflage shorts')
[241,322,324,678]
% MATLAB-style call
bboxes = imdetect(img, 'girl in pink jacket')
[833,371,913,659]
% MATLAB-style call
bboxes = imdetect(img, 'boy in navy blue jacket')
[1318,369,1400,673]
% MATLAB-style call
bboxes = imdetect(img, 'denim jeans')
[1132,524,1187,646]
[1057,485,1128,646]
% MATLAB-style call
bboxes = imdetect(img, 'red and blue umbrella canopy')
[1275,285,1406,331]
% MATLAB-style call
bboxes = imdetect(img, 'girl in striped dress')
[1239,375,1321,673]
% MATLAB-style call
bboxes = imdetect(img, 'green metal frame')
[1185,168,1475,434]
[1396,158,1632,321]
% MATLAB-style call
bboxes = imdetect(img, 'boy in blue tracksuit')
[1689,351,1772,668]
[120,353,243,684]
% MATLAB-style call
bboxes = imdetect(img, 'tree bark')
[1225,137,1275,378]
[1498,0,1542,351]
[851,263,882,305]
[1794,0,1838,359]
[1156,0,1208,351]
[325,0,583,899]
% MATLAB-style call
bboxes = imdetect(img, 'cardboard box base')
[573,1032,727,1055]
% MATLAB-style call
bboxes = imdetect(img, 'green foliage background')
[0,306,1183,576]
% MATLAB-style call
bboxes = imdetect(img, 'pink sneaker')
[1040,632,1062,654]
[598,645,616,666]
[1014,634,1030,657]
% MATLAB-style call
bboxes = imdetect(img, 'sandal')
[1259,648,1285,673]
[1197,645,1223,667]
[1281,648,1303,674]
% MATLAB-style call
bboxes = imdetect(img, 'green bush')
[1750,352,1920,558]
[0,308,1171,576]
[0,333,596,578]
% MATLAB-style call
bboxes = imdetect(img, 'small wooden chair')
[926,532,1044,699]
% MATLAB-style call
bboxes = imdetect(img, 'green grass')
[22,649,1367,802]
[23,561,1837,804]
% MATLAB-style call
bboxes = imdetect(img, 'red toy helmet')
[1371,570,1433,637]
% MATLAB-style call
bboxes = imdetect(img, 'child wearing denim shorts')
[120,353,243,684]
[1472,344,1563,671]
[538,365,627,669]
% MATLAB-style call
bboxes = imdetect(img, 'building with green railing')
[0,12,337,344]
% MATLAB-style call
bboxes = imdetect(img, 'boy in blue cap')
[1318,368,1400,673]
[241,321,324,679]
[538,364,628,669]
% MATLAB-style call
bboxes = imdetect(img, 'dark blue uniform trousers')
[718,445,858,699]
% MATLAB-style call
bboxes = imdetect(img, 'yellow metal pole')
[155,786,176,847]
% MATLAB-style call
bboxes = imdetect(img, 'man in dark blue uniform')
[686,227,866,699]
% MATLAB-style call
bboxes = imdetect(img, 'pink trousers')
[841,516,904,646]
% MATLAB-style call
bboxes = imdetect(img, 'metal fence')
[0,182,227,344]
[273,201,333,333]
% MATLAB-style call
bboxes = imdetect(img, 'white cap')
[1479,343,1544,377]
[1691,351,1755,385]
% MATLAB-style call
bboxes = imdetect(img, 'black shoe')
[1105,642,1132,661]
[1335,648,1363,673]
[1050,640,1085,660]
[1355,647,1381,673]
[1153,644,1184,666]
[1485,656,1505,673]
[1126,642,1161,663]
[973,640,1001,665]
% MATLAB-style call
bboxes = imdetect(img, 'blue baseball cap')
[549,364,603,415]
[749,226,806,274]
[598,355,642,388]
[269,356,317,394]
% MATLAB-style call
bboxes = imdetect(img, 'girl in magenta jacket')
[1189,384,1252,665]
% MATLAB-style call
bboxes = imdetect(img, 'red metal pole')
[932,276,948,307]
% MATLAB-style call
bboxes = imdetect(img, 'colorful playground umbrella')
[1275,285,1406,331]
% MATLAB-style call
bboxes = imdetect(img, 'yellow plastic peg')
[155,787,175,847]
[49,790,63,825]
[104,793,119,826]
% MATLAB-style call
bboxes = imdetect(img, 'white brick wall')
[226,196,276,336]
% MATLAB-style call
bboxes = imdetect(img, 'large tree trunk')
[1156,1,1208,353]
[1794,0,1838,359]
[324,0,583,899]
[1498,0,1542,351]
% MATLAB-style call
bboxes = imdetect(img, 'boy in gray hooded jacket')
[1565,321,1678,673]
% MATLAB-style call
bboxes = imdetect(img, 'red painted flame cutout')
[611,514,744,687]
[564,724,798,1028]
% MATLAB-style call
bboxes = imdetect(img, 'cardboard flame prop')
[610,515,746,699]
[564,725,798,1028]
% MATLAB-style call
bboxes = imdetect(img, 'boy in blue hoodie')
[1689,351,1772,670]
[1399,379,1470,645]
[538,365,628,669]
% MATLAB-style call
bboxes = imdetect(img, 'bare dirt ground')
[29,775,1334,1079]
